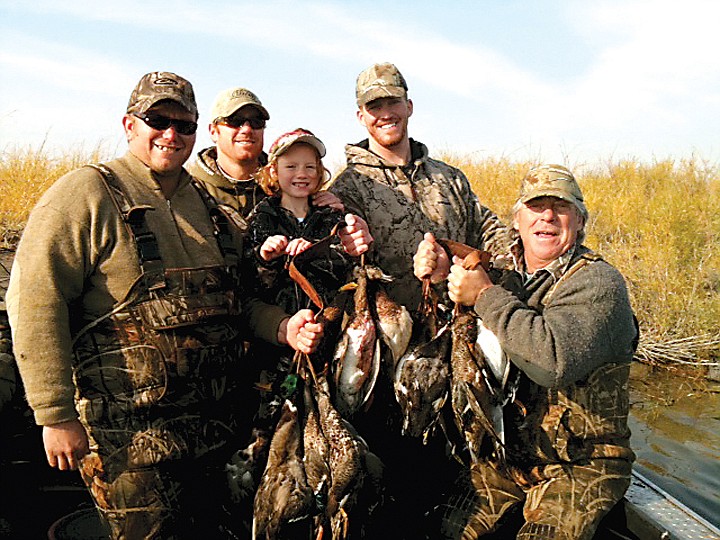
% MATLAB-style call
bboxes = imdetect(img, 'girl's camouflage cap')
[355,62,408,107]
[126,71,198,118]
[268,128,326,162]
[519,164,588,218]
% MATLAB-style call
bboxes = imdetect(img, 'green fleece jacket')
[474,245,637,463]
[186,146,268,218]
[7,152,286,426]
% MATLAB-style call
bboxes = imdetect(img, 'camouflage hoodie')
[186,146,268,218]
[330,139,514,314]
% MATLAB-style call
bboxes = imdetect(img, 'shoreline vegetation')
[1,145,718,375]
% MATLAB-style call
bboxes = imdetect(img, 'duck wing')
[372,284,413,371]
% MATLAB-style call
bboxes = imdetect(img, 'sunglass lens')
[223,116,265,129]
[173,119,198,135]
[138,114,197,135]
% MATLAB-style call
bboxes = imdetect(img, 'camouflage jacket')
[247,196,351,314]
[330,139,514,314]
[186,146,268,219]
[474,245,638,466]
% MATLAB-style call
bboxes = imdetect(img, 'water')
[628,362,720,527]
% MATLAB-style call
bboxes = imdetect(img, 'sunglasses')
[134,113,198,135]
[220,115,266,130]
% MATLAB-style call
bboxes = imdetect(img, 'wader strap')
[88,164,167,290]
[542,250,603,402]
[191,180,240,270]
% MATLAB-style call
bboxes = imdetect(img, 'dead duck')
[252,399,314,540]
[332,265,382,417]
[364,265,413,372]
[449,309,503,462]
[301,362,332,525]
[394,278,451,440]
[442,242,505,463]
[315,373,368,538]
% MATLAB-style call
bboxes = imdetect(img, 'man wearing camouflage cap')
[331,62,514,316]
[188,86,343,219]
[7,71,332,538]
[329,62,516,539]
[415,164,637,539]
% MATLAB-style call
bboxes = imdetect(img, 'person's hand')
[312,190,344,211]
[338,214,373,257]
[42,420,90,471]
[280,309,324,354]
[447,256,493,306]
[285,238,312,257]
[260,235,289,261]
[413,232,450,284]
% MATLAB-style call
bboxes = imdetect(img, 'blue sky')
[1,0,718,172]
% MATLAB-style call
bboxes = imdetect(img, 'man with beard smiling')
[7,71,332,538]
[328,62,515,539]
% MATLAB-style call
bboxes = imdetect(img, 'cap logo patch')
[154,77,179,87]
[232,89,256,100]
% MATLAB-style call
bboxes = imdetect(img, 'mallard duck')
[332,266,381,417]
[252,399,313,540]
[393,277,451,440]
[315,375,382,540]
[365,266,413,371]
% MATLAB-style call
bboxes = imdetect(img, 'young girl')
[243,128,353,452]
[248,128,351,314]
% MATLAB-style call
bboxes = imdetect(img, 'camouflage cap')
[210,87,270,123]
[268,128,326,162]
[355,62,408,107]
[518,164,588,218]
[127,71,198,118]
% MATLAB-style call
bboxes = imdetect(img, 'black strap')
[191,179,240,271]
[88,164,167,290]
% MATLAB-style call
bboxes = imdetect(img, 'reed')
[0,143,110,246]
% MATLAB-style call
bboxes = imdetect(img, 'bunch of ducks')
[249,235,519,538]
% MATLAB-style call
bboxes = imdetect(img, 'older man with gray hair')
[415,164,638,540]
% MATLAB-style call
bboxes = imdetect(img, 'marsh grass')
[0,144,110,246]
[444,154,720,365]
[1,146,718,364]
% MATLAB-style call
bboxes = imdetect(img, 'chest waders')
[72,165,247,537]
[440,253,635,540]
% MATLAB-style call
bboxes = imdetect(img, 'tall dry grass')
[1,146,718,363]
[0,144,110,246]
[447,154,720,365]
